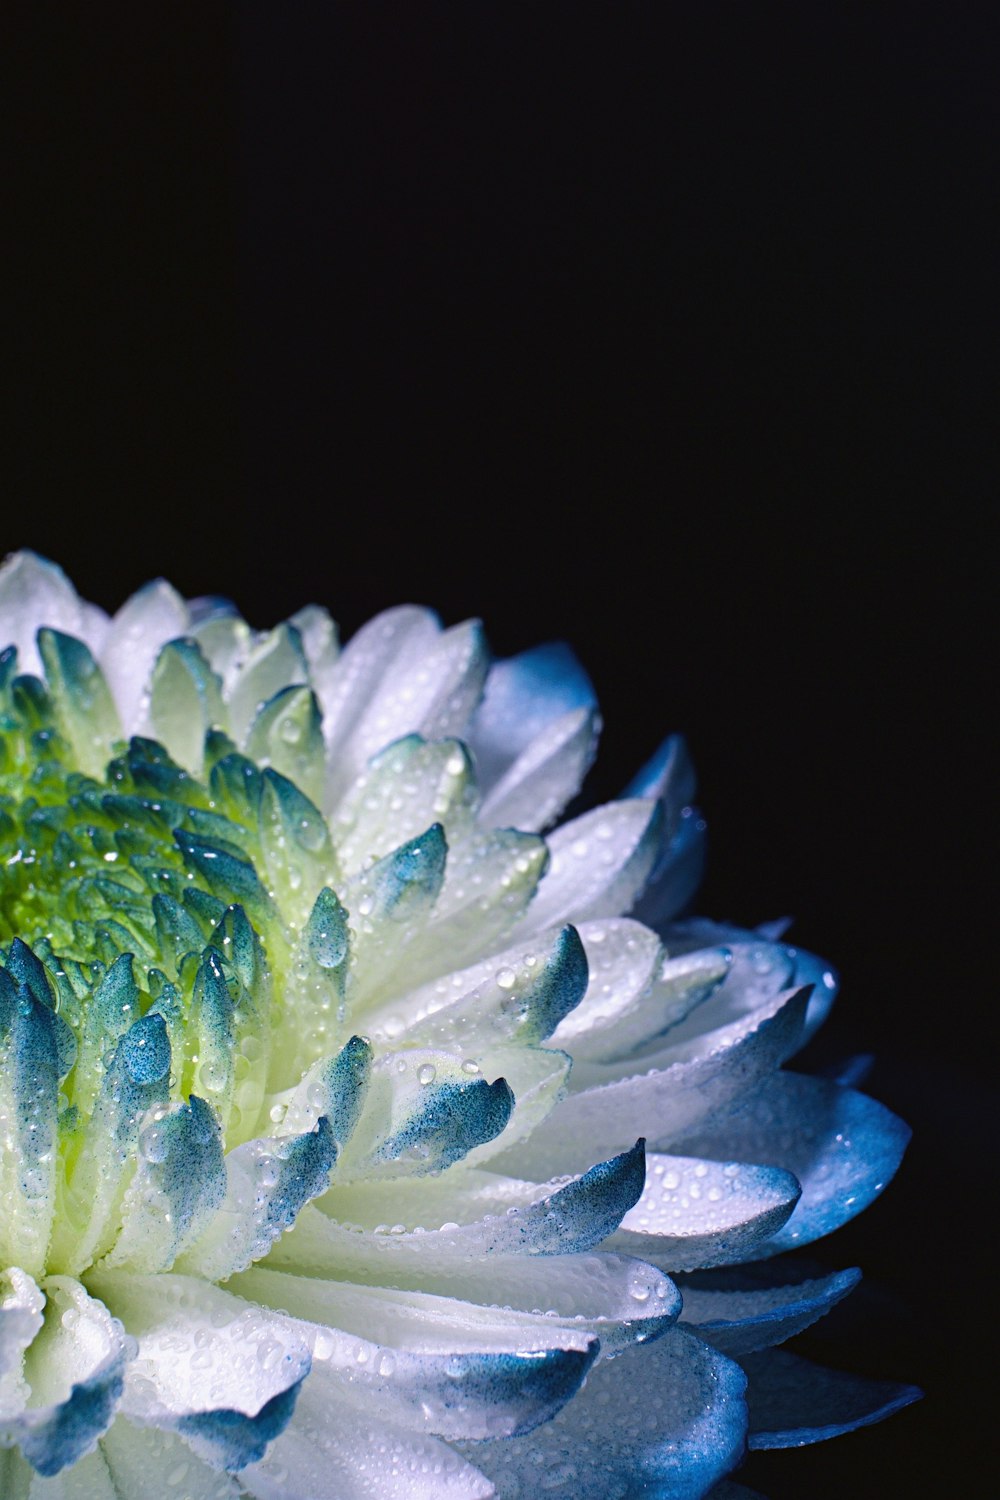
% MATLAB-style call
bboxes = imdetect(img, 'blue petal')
[631,804,707,927]
[742,1348,921,1448]
[173,827,275,919]
[679,1072,911,1256]
[458,1326,747,1499]
[679,1265,862,1355]
[469,642,597,787]
[623,732,696,810]
[392,1343,598,1440]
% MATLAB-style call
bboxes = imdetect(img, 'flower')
[0,550,918,1499]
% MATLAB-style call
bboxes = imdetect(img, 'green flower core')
[0,638,352,1280]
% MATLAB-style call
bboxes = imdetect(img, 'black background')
[7,5,994,1495]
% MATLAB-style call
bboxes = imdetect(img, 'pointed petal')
[226,624,309,747]
[477,705,600,833]
[174,1119,336,1281]
[0,553,90,678]
[331,736,477,877]
[679,1265,862,1355]
[232,1266,605,1438]
[606,1154,801,1271]
[100,1096,227,1274]
[333,1049,513,1181]
[100,579,190,734]
[742,1348,921,1448]
[514,799,664,937]
[0,980,62,1279]
[363,925,588,1051]
[324,615,488,809]
[270,1143,645,1280]
[551,922,730,1063]
[37,630,121,777]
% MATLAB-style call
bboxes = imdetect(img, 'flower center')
[0,650,347,1279]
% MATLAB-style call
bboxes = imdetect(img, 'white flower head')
[0,551,917,1499]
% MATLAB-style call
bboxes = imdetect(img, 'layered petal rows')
[0,551,917,1498]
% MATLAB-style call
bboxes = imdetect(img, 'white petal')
[333,1047,514,1181]
[674,1072,912,1255]
[513,799,662,937]
[227,1272,598,1443]
[477,705,599,833]
[466,641,597,794]
[549,918,708,1061]
[99,579,189,733]
[493,985,809,1177]
[289,603,340,708]
[322,609,484,809]
[101,1418,241,1499]
[238,1250,676,1363]
[606,1154,801,1271]
[174,1118,336,1282]
[87,1273,310,1473]
[24,1446,117,1499]
[678,1266,861,1356]
[362,925,587,1051]
[241,1388,492,1500]
[331,736,477,877]
[226,624,309,746]
[0,553,88,678]
[1,1269,45,1418]
[271,1143,644,1279]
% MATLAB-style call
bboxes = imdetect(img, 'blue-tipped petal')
[632,803,708,927]
[676,1072,911,1256]
[102,1095,227,1273]
[607,1154,801,1272]
[6,1278,132,1479]
[457,1325,748,1500]
[275,1142,647,1282]
[177,1381,307,1473]
[0,981,61,1277]
[277,1035,373,1143]
[246,685,325,807]
[742,1348,921,1448]
[369,824,448,919]
[36,628,121,776]
[374,1075,515,1174]
[176,1118,337,1281]
[89,1273,312,1474]
[624,731,696,813]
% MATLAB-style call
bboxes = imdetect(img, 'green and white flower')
[0,551,917,1499]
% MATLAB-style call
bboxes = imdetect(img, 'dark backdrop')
[8,5,993,1495]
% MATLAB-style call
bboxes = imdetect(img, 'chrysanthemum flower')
[0,551,917,1499]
